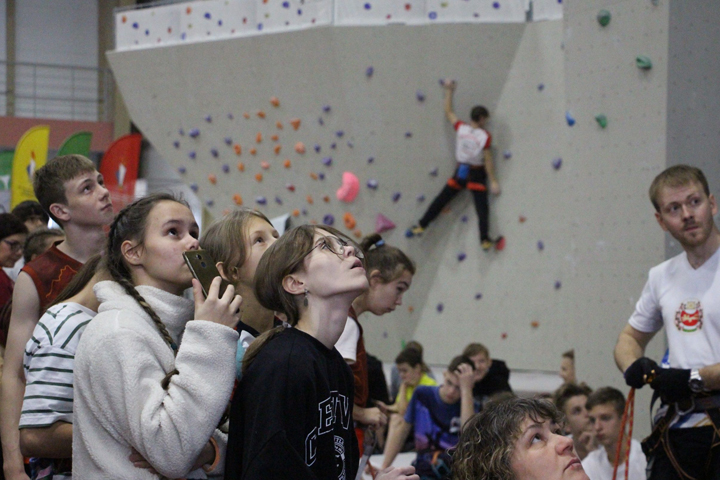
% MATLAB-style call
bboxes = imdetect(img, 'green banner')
[0,150,14,191]
[57,131,92,157]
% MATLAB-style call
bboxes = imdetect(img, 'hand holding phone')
[183,250,231,298]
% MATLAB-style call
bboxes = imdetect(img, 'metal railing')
[0,60,114,122]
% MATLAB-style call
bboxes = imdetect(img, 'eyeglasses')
[308,235,364,261]
[2,239,22,252]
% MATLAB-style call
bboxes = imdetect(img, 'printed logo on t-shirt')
[334,435,346,480]
[675,299,703,332]
[305,391,351,467]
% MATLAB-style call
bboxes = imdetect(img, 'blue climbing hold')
[322,157,332,166]
[256,196,267,205]
[323,214,335,225]
[367,179,379,189]
[457,252,467,262]
[188,128,200,138]
[392,192,401,202]
[565,111,576,126]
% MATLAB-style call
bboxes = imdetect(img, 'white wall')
[0,0,6,116]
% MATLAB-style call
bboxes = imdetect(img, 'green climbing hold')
[597,10,611,27]
[636,55,653,70]
[595,114,608,129]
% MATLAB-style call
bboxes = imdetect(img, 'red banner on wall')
[99,133,142,212]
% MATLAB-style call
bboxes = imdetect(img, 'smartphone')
[183,250,231,298]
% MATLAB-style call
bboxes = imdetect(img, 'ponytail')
[359,233,415,282]
[241,325,286,376]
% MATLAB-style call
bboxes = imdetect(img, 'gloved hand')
[650,368,692,403]
[624,357,659,389]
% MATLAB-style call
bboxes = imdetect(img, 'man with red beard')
[614,165,720,480]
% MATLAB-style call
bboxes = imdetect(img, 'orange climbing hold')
[261,161,270,170]
[274,145,282,155]
[271,134,279,142]
[290,118,301,130]
[250,148,257,155]
[237,162,245,172]
[276,121,283,129]
[306,195,314,204]
[343,212,356,229]
[292,209,300,217]
[243,112,250,119]
[310,172,318,180]
[408,306,414,313]
[233,194,243,205]
[353,230,362,238]
[270,96,280,107]
[283,159,291,168]
[208,174,217,184]
[256,132,263,143]
[233,144,242,155]
[323,195,330,203]
[257,110,266,119]
[255,173,263,182]
[294,142,306,154]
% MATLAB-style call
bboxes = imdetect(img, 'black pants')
[419,166,489,241]
[648,426,720,480]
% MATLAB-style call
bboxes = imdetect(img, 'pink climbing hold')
[336,172,360,203]
[375,213,396,234]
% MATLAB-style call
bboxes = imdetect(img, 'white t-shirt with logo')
[581,439,646,480]
[629,246,720,428]
[454,121,491,166]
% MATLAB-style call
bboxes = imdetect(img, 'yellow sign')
[11,126,49,208]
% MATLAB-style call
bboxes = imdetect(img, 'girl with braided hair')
[72,193,242,479]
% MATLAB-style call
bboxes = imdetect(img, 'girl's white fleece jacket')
[72,281,238,479]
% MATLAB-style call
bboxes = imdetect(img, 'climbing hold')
[276,121,283,129]
[634,50,656,70]
[554,280,562,290]
[335,131,344,139]
[256,196,267,205]
[347,141,354,149]
[243,112,251,119]
[260,161,270,170]
[330,143,337,150]
[501,332,508,339]
[318,173,326,180]
[519,215,526,223]
[292,209,300,216]
[310,172,318,180]
[495,236,506,251]
[595,114,608,129]
[205,115,212,123]
[367,157,375,164]
[416,90,425,102]
[189,128,200,138]
[436,303,444,313]
[323,214,334,226]
[538,83,545,91]
[460,215,468,223]
[179,128,185,136]
[237,162,245,172]
[552,157,562,170]
[457,252,467,262]
[227,113,234,120]
[294,142,306,154]
[430,167,439,176]
[255,173,263,182]
[306,195,314,204]
[375,213,396,233]
[302,209,308,215]
[234,144,242,155]
[353,230,362,238]
[597,9,611,26]
[178,166,186,174]
[365,66,374,77]
[222,164,230,173]
[249,148,257,155]
[336,172,360,202]
[416,194,426,202]
[286,183,296,192]
[531,321,540,329]
[314,144,321,153]
[404,229,414,238]
[322,157,333,166]
[405,132,413,138]
[503,150,512,159]
[274,145,282,155]
[206,199,214,207]
[257,110,266,119]
[270,96,280,107]
[565,111,576,126]
[475,293,482,300]
[290,118,301,130]
[323,195,330,203]
[392,192,401,202]
[343,212,357,229]
[323,105,331,113]
[275,196,283,205]
[271,134,279,142]
[283,159,291,168]
[224,137,232,146]
[173,141,180,149]
[537,240,544,251]
[190,183,198,192]
[367,179,379,190]
[318,117,324,126]
[233,194,243,205]
[188,151,196,159]
[256,132,263,143]
[210,148,219,158]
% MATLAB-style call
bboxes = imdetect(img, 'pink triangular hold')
[375,213,396,233]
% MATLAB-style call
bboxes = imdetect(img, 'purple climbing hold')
[222,164,230,173]
[218,20,222,26]
[364,3,371,10]
[179,128,185,136]
[188,128,200,138]
[416,194,426,202]
[206,199,214,207]
[367,179,379,189]
[383,331,388,338]
[190,183,198,192]
[322,157,332,166]
[429,11,438,19]
[492,1,500,8]
[554,281,562,290]
[565,111,576,126]
[224,137,232,146]
[430,167,439,176]
[537,241,544,251]
[227,113,234,120]
[318,172,326,180]
[460,215,468,223]
[475,292,483,300]
[330,143,337,150]
[256,196,267,205]
[188,151,196,159]
[436,303,444,313]
[204,12,211,19]
[314,144,321,153]
[538,83,545,91]
[178,166,187,174]
[302,208,308,216]
[275,196,283,205]
[282,1,290,7]
[323,214,335,226]
[318,117,325,126]
[132,22,139,29]
[405,132,413,138]
[405,229,414,238]
[323,105,331,113]
[552,157,562,170]
[173,141,180,149]
[205,115,212,123]
[347,141,354,148]
[457,252,467,262]
[503,150,512,159]
[336,130,344,138]
[367,157,375,164]
[210,148,219,158]
[416,90,425,102]
[365,66,374,77]
[392,192,401,202]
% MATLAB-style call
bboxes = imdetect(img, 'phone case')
[182,250,231,298]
